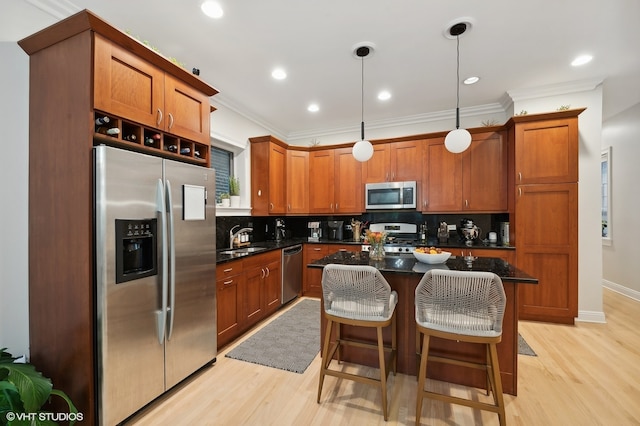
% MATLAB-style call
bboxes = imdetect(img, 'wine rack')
[93,111,210,166]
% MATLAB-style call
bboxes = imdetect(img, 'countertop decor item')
[365,230,387,260]
[413,249,451,264]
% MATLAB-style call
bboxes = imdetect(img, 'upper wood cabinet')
[308,149,335,214]
[308,148,363,214]
[422,132,507,212]
[513,116,579,184]
[250,136,287,215]
[94,34,212,144]
[286,149,309,214]
[362,140,423,183]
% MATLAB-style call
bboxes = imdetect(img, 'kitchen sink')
[219,247,268,256]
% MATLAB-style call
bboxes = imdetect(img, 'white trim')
[25,0,79,19]
[603,279,640,302]
[506,78,604,102]
[215,206,251,217]
[576,310,606,324]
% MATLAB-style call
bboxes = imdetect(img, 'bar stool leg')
[415,332,430,426]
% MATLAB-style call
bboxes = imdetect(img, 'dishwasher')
[281,244,303,304]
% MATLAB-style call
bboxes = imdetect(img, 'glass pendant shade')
[352,139,374,162]
[444,128,472,153]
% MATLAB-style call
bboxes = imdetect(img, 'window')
[601,147,612,245]
[210,146,233,201]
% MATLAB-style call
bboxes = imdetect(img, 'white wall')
[508,80,605,322]
[602,102,640,300]
[0,42,30,357]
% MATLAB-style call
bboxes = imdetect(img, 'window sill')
[216,206,252,216]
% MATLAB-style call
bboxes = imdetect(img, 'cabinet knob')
[223,279,233,285]
[156,108,163,126]
[168,113,174,130]
[269,202,274,211]
[258,189,262,197]
[518,172,522,182]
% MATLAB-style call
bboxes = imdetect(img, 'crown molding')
[211,94,288,141]
[507,78,604,102]
[25,0,79,19]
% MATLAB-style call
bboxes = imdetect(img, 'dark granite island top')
[308,251,538,283]
[308,251,538,396]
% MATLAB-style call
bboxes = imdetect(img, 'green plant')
[220,192,230,200]
[229,176,240,196]
[0,348,78,425]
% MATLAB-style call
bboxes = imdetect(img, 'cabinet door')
[243,266,265,325]
[303,245,329,297]
[268,144,287,214]
[216,274,243,348]
[361,144,390,183]
[334,147,363,213]
[164,75,211,143]
[422,138,463,212]
[516,183,578,324]
[309,150,335,213]
[463,131,508,211]
[390,140,423,182]
[514,117,579,184]
[263,259,282,315]
[286,150,309,214]
[94,34,164,128]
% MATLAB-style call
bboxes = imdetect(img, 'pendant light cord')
[361,55,365,140]
[455,34,461,129]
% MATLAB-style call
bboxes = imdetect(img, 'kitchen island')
[308,251,537,395]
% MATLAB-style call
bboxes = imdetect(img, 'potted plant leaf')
[229,176,240,208]
[0,348,79,425]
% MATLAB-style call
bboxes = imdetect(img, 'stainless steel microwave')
[365,181,417,210]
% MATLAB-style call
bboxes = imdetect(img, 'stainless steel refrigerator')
[94,145,217,425]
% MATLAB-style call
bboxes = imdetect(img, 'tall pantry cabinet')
[509,109,584,324]
[18,10,218,424]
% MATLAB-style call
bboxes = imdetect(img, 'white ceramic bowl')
[412,250,451,264]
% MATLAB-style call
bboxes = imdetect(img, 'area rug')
[225,299,320,373]
[518,333,537,356]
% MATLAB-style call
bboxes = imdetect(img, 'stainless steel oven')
[365,181,417,210]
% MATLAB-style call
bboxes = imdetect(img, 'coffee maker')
[327,220,344,241]
[275,218,286,242]
[308,221,322,241]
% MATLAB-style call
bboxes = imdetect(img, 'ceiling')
[4,0,640,142]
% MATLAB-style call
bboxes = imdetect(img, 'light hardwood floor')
[128,288,640,425]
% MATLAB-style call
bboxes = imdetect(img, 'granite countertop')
[307,250,537,283]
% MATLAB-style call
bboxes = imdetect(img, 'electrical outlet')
[447,224,457,231]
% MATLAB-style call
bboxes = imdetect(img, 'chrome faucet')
[229,225,253,248]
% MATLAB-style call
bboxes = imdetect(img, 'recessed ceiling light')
[201,1,223,19]
[271,68,287,80]
[308,103,319,112]
[377,90,391,101]
[463,76,479,85]
[571,55,593,66]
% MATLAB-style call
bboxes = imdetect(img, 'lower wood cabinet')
[216,249,282,349]
[303,243,361,298]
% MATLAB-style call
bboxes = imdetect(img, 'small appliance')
[327,220,344,241]
[459,218,481,246]
[500,222,510,246]
[307,221,322,241]
[361,222,418,254]
[275,218,286,242]
[365,181,417,210]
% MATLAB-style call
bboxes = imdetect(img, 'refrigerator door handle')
[166,179,176,340]
[156,178,168,344]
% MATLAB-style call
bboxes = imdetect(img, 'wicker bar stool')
[414,270,507,426]
[317,264,398,421]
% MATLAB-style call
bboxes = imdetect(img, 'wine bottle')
[180,147,191,155]
[144,137,154,146]
[167,145,178,152]
[194,150,201,158]
[95,116,110,125]
[96,126,120,136]
[123,134,137,142]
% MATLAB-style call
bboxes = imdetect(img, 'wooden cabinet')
[308,148,363,214]
[308,149,335,213]
[303,244,330,297]
[18,10,218,422]
[362,140,423,183]
[422,132,507,212]
[510,110,583,324]
[286,149,309,214]
[216,260,244,348]
[94,34,213,145]
[250,136,287,215]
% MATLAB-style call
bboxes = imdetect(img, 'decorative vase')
[230,195,240,208]
[221,198,230,207]
[369,242,386,260]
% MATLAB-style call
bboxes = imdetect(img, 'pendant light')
[444,22,472,154]
[352,45,374,162]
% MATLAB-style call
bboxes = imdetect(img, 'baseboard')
[603,279,640,302]
[577,310,606,324]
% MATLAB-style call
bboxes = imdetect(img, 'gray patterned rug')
[225,298,321,373]
[518,333,537,356]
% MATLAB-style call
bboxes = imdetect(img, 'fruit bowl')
[412,250,451,264]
